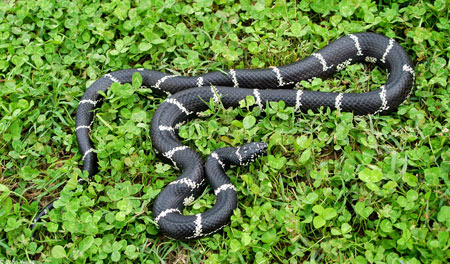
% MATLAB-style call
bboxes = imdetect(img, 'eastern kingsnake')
[32,32,414,240]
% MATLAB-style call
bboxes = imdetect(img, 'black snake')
[32,32,414,240]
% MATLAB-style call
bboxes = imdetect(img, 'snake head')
[237,142,268,166]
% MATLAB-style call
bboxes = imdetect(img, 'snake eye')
[238,142,267,165]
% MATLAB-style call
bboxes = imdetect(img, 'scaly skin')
[32,33,414,240]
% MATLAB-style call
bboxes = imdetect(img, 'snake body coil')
[33,33,414,240]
